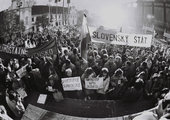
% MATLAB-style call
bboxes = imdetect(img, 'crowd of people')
[0,26,170,119]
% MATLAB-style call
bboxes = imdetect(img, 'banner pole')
[83,14,96,59]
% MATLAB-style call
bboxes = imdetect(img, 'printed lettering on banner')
[164,32,170,38]
[0,45,27,55]
[62,77,82,91]
[89,27,152,48]
[85,77,103,90]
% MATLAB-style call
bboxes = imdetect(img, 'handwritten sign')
[37,94,47,104]
[62,77,82,91]
[17,88,27,99]
[85,77,103,90]
[16,64,28,78]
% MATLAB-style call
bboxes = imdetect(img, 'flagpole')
[62,0,65,26]
[83,14,96,59]
[67,2,70,26]
[56,0,58,26]
[48,0,51,24]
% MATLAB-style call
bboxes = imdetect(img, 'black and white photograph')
[0,0,170,120]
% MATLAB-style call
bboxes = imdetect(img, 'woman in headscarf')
[108,68,128,99]
[81,67,97,100]
[97,68,110,100]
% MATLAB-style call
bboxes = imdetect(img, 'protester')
[97,68,110,100]
[0,25,170,120]
[108,68,128,99]
[81,67,97,100]
[122,78,144,102]
[5,89,25,118]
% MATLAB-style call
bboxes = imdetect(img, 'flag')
[80,14,91,60]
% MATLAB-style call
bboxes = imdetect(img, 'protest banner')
[142,25,154,32]
[85,77,103,90]
[16,64,28,78]
[90,27,152,48]
[62,77,82,91]
[0,45,27,55]
[27,40,57,57]
[164,32,170,38]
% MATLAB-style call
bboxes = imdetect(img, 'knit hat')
[115,55,121,59]
[65,68,72,76]
[101,68,109,73]
[103,54,108,59]
[135,78,144,83]
[115,68,123,76]
[152,73,159,79]
[136,71,145,78]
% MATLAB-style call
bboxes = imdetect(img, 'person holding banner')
[104,55,117,77]
[81,67,97,100]
[108,68,128,100]
[76,57,88,76]
[62,59,77,77]
[97,68,110,100]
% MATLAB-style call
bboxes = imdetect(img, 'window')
[32,17,34,22]
[32,26,34,31]
[25,16,28,25]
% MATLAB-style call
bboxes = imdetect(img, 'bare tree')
[0,10,25,43]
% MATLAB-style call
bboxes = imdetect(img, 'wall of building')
[8,0,78,32]
[136,0,170,35]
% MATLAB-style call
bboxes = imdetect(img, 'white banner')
[16,64,28,78]
[142,25,154,32]
[164,32,170,38]
[62,77,82,91]
[89,27,152,48]
[85,77,103,90]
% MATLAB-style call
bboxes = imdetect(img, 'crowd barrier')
[21,104,157,120]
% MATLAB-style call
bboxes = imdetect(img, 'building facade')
[7,0,78,32]
[135,0,170,37]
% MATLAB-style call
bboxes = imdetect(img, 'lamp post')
[67,0,70,26]
[17,0,22,35]
[55,0,61,26]
[62,0,65,26]
[48,0,52,25]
